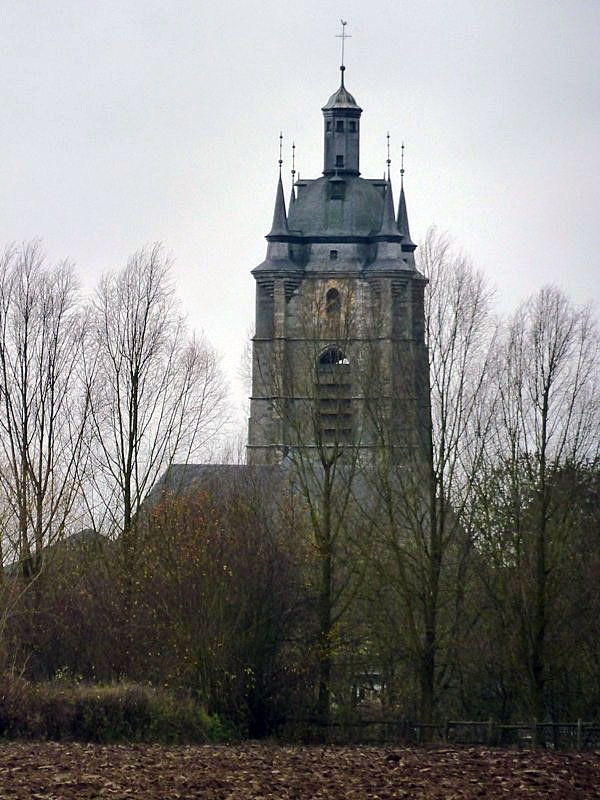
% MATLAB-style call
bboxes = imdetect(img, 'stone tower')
[247,66,430,466]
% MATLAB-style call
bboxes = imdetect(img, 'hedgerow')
[0,675,229,743]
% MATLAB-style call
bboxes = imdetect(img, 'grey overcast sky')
[2,0,599,429]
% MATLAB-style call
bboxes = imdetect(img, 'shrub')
[0,675,228,743]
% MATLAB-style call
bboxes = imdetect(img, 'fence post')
[487,718,493,744]
[532,718,537,747]
[577,718,582,751]
[443,719,449,742]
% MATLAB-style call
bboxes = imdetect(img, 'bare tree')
[474,286,600,723]
[0,241,90,578]
[252,279,370,725]
[86,244,227,537]
[361,228,497,726]
[420,230,497,722]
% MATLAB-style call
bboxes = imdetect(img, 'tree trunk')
[317,468,334,729]
[420,630,435,731]
[317,549,332,727]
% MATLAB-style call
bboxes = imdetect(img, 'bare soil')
[0,742,599,799]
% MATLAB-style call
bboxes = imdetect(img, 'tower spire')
[378,176,400,238]
[397,142,416,254]
[268,133,288,237]
[397,185,415,246]
[370,174,403,269]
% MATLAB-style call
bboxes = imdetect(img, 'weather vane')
[336,20,351,68]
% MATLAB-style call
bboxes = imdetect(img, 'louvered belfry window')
[317,347,352,444]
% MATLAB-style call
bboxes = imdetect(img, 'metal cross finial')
[386,131,391,181]
[336,20,351,69]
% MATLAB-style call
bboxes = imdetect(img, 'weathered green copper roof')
[287,175,384,238]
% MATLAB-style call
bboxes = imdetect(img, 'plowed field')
[0,742,599,799]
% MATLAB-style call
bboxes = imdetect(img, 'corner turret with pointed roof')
[397,184,415,248]
[267,171,288,238]
[368,177,405,269]
[375,178,401,241]
[252,168,298,274]
[397,156,416,267]
[397,143,416,252]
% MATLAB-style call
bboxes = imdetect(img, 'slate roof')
[144,463,287,508]
[287,175,385,239]
[322,83,360,111]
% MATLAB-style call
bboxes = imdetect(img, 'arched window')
[319,346,348,366]
[325,287,341,313]
[317,347,352,444]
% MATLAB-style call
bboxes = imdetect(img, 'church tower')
[247,65,430,467]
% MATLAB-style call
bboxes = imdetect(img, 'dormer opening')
[329,178,346,200]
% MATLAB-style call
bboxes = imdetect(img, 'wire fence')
[296,717,600,750]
